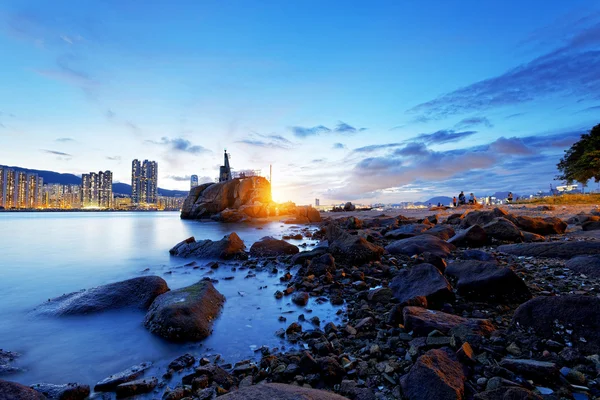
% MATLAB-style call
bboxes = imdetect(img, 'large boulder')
[144,281,225,342]
[385,235,455,258]
[403,306,496,336]
[296,206,322,223]
[498,241,600,259]
[460,208,510,228]
[511,295,600,352]
[448,225,487,248]
[181,176,272,220]
[169,233,247,260]
[389,264,454,307]
[326,224,384,264]
[445,261,531,302]
[212,208,247,223]
[0,380,46,400]
[385,224,431,239]
[219,383,349,399]
[401,349,466,400]
[35,276,169,316]
[513,216,567,235]
[249,236,299,257]
[30,383,90,400]
[424,225,456,241]
[483,218,524,243]
[306,253,336,276]
[565,255,600,278]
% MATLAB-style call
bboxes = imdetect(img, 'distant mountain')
[1,165,189,197]
[415,196,453,206]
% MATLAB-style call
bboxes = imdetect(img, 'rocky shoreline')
[3,205,600,399]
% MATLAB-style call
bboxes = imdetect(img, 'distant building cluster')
[131,159,158,205]
[0,167,43,209]
[82,171,113,208]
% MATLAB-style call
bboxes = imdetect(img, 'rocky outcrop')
[144,280,225,342]
[0,350,21,375]
[385,235,455,258]
[498,241,600,259]
[30,383,90,400]
[35,276,169,316]
[181,177,272,220]
[249,236,299,257]
[170,233,247,260]
[445,261,531,302]
[511,295,600,352]
[0,379,46,400]
[94,362,153,392]
[401,349,466,400]
[220,383,349,399]
[389,264,454,307]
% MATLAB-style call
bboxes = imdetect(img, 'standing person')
[507,192,513,203]
[452,196,457,207]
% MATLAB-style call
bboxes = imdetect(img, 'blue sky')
[0,1,599,203]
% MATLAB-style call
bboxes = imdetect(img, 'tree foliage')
[557,124,600,186]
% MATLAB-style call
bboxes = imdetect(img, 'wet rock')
[460,208,510,228]
[0,379,46,399]
[511,295,600,352]
[144,281,225,342]
[498,359,558,383]
[448,225,487,248]
[565,255,600,278]
[291,247,329,265]
[286,322,302,334]
[306,253,336,276]
[386,235,455,258]
[445,260,531,302]
[403,306,495,336]
[292,292,309,306]
[169,233,247,260]
[390,264,454,307]
[367,287,393,304]
[168,354,195,371]
[474,387,543,400]
[35,276,169,316]
[424,225,456,241]
[483,218,524,243]
[513,216,567,235]
[30,383,90,400]
[385,224,431,239]
[498,241,600,259]
[250,236,299,257]
[0,350,21,375]
[162,385,192,400]
[219,383,349,399]
[318,357,346,384]
[326,224,384,264]
[115,377,158,398]
[94,362,152,392]
[400,349,466,400]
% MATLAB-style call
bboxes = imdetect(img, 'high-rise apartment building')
[82,170,112,208]
[0,167,4,208]
[190,175,199,189]
[16,171,27,208]
[25,173,40,208]
[3,169,16,208]
[131,159,158,205]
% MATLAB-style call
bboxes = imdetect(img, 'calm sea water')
[0,212,341,388]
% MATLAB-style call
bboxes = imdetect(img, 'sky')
[0,1,599,204]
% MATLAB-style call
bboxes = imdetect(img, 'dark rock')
[250,236,299,257]
[212,208,247,223]
[565,255,600,277]
[184,364,236,389]
[292,292,309,306]
[401,349,466,400]
[385,224,431,239]
[115,377,158,398]
[291,247,329,265]
[344,202,356,212]
[30,383,89,400]
[498,359,558,383]
[367,287,393,304]
[0,350,21,375]
[144,281,225,342]
[513,216,567,235]
[522,231,545,243]
[498,241,600,259]
[168,354,195,371]
[403,306,496,336]
[445,261,531,302]
[318,357,346,384]
[169,233,247,260]
[460,208,510,228]
[424,225,456,241]
[461,249,494,261]
[36,276,169,316]
[0,379,46,399]
[386,235,455,258]
[326,224,384,264]
[583,220,600,231]
[390,264,454,307]
[448,225,487,248]
[511,295,600,352]
[219,383,349,399]
[307,254,336,276]
[94,362,152,392]
[483,218,524,243]
[474,387,543,400]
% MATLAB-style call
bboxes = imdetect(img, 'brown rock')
[403,306,495,336]
[401,349,466,400]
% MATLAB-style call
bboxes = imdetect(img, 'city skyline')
[1,2,599,203]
